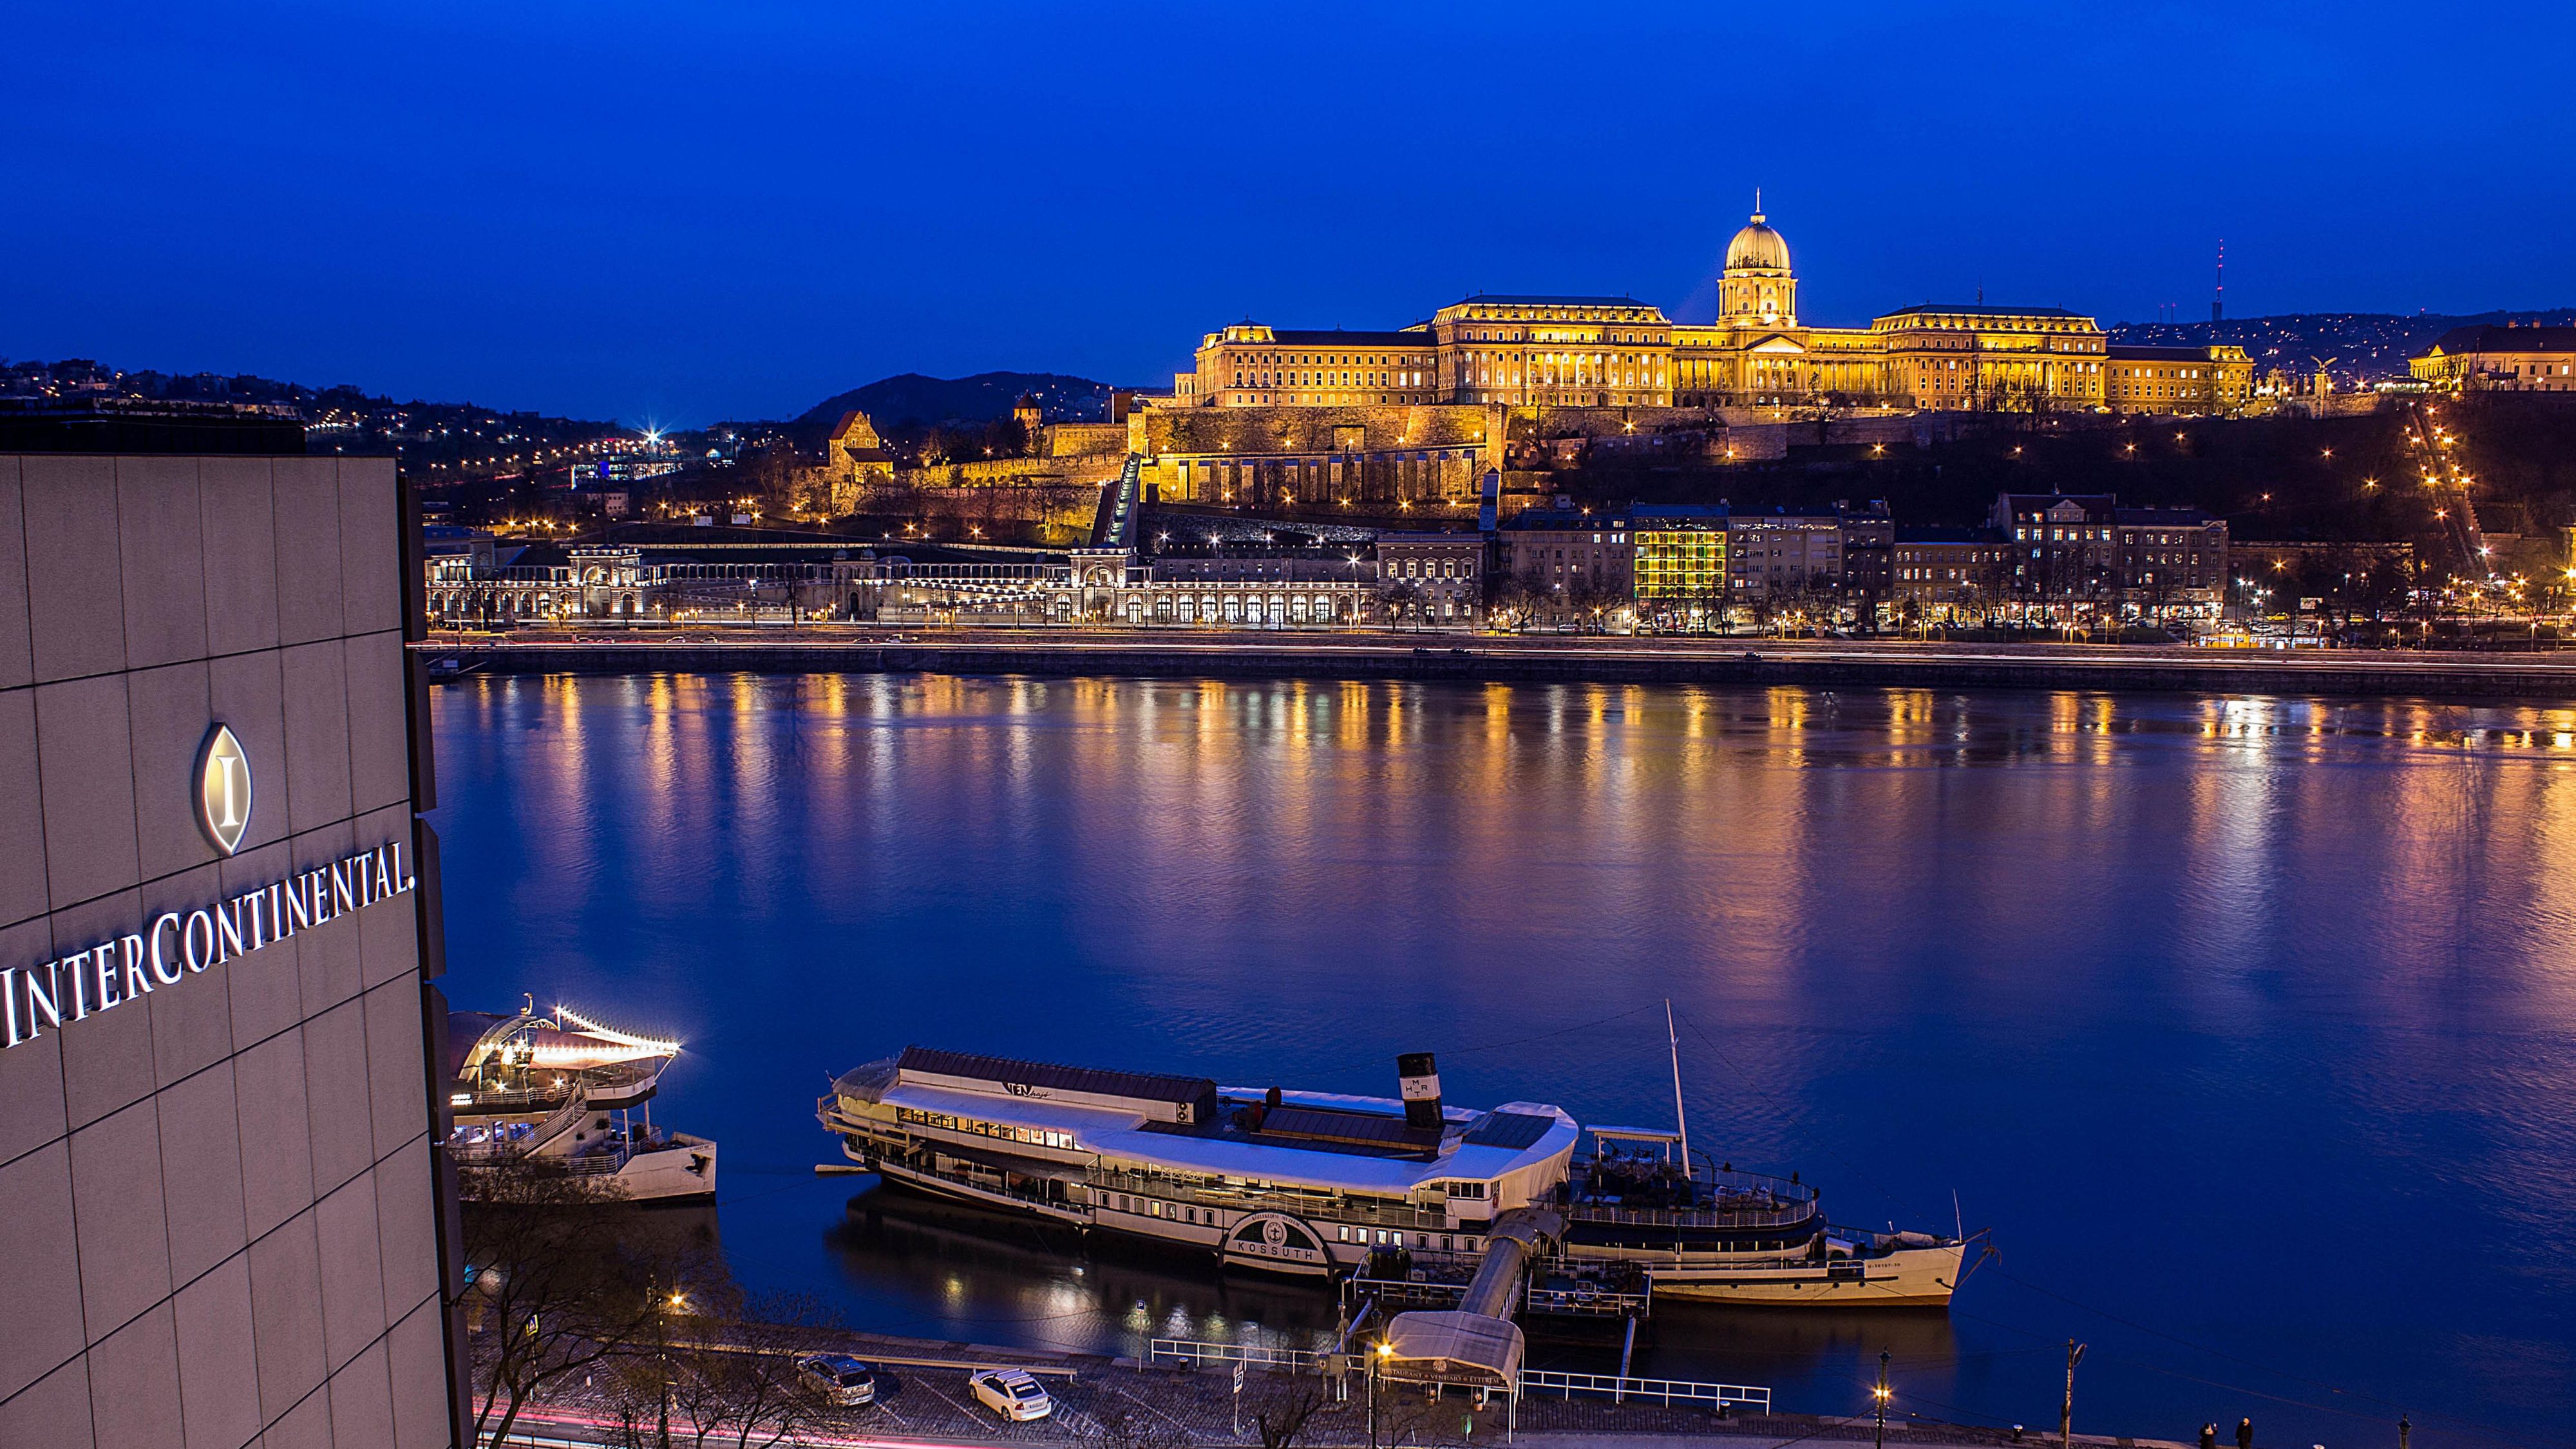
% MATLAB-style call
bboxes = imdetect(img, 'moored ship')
[820,1047,1574,1276]
[449,1001,717,1203]
[815,1045,1965,1305]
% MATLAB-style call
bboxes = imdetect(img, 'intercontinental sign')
[3,722,417,1050]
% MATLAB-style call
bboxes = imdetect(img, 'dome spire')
[1752,186,1764,222]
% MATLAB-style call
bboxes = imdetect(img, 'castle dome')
[1727,210,1790,273]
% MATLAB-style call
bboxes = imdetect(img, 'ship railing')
[1570,1157,1819,1202]
[560,1142,633,1177]
[1085,1167,1452,1231]
[1519,1369,1770,1412]
[1562,1201,1817,1231]
[1149,1339,1330,1372]
[455,1086,564,1113]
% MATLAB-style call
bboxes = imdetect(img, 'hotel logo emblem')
[195,724,251,856]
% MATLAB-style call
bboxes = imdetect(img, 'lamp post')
[1873,1350,1891,1449]
[1368,1340,1393,1449]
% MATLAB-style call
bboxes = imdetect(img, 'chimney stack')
[1397,1053,1443,1130]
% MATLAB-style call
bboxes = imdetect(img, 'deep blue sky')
[7,2,2571,426]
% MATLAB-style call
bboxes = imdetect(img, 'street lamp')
[1368,1340,1394,1449]
[1874,1350,1891,1449]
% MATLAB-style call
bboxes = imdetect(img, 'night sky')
[7,1,2570,425]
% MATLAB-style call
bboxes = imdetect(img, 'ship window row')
[896,1106,1074,1150]
[1336,1225,1484,1253]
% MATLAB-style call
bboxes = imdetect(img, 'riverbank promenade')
[473,1322,2192,1449]
[422,627,2576,701]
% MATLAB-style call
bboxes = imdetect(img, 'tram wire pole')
[2062,1340,2087,1449]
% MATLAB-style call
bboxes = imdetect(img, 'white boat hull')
[595,1135,718,1204]
[860,1155,1365,1278]
[1612,1241,1964,1307]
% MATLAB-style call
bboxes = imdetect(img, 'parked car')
[968,1368,1054,1421]
[795,1354,877,1406]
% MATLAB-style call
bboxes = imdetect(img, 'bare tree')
[461,1159,667,1448]
[1246,1369,1336,1449]
[686,1293,847,1449]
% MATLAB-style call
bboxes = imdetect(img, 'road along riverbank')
[421,630,2576,701]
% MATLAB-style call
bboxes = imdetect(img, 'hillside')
[2107,310,2576,388]
[791,372,1119,435]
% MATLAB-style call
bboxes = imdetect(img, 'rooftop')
[1879,304,2090,321]
[2423,324,2576,355]
[1257,329,1434,348]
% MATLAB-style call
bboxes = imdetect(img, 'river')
[428,672,2576,1448]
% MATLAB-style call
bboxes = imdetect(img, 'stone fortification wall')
[902,455,1128,490]
[1139,404,1502,509]
[851,480,1101,544]
[1041,423,1128,459]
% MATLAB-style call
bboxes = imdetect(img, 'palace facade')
[1169,204,2251,415]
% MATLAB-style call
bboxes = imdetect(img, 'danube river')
[430,673,2576,1448]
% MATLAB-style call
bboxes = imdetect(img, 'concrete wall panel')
[300,999,372,1196]
[116,457,209,671]
[0,1142,85,1401]
[0,455,33,690]
[0,920,64,1168]
[155,1059,249,1286]
[35,674,140,907]
[68,1095,174,1338]
[314,1171,386,1372]
[197,459,280,658]
[126,661,216,882]
[0,1356,95,1445]
[276,641,353,835]
[173,1256,261,1449]
[268,460,345,647]
[205,648,291,857]
[246,1212,326,1423]
[232,1028,316,1240]
[20,455,127,683]
[85,1302,185,1449]
[0,691,48,929]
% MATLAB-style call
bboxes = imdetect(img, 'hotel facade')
[0,435,458,1448]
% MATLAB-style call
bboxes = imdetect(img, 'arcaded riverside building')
[0,427,457,1447]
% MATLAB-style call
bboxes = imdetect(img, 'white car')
[968,1368,1054,1421]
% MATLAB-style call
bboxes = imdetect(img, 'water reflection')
[432,673,2576,1448]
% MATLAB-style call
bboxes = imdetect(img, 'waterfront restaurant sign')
[3,721,413,1049]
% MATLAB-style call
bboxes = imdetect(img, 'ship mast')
[1665,999,1690,1173]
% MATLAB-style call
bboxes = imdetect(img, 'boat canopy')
[1379,1311,1524,1391]
[896,1045,1219,1126]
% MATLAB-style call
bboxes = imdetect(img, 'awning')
[1379,1311,1524,1391]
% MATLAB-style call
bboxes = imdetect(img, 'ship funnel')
[1397,1052,1443,1129]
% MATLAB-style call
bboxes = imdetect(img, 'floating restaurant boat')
[449,1001,717,1203]
[815,1045,1965,1306]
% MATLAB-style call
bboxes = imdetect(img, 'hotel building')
[0,424,458,1448]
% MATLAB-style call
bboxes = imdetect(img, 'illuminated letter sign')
[196,724,252,856]
[1,722,413,1051]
